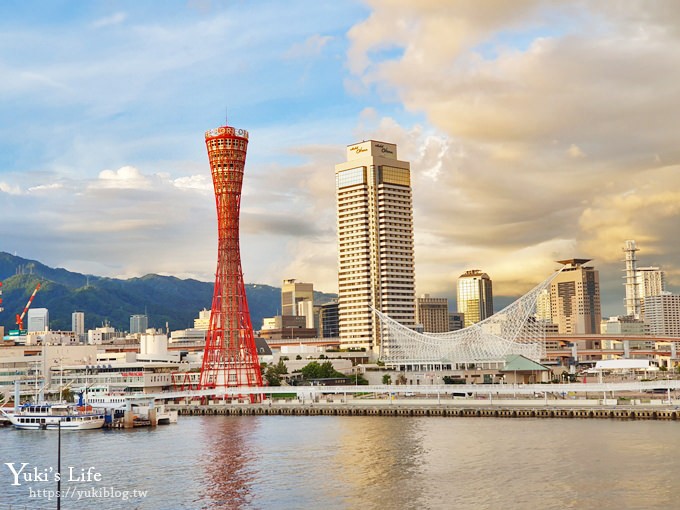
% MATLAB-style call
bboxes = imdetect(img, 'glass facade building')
[130,314,148,335]
[456,270,494,328]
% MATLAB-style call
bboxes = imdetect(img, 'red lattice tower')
[199,125,262,399]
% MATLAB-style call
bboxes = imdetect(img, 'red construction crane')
[16,282,41,331]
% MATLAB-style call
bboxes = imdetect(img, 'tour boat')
[77,386,178,425]
[0,403,105,430]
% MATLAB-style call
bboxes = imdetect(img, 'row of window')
[336,167,367,188]
[207,139,246,150]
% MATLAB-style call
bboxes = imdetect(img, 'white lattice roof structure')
[375,268,563,365]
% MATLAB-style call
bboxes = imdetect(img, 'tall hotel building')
[551,259,601,334]
[335,140,416,352]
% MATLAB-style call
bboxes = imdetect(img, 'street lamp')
[57,419,62,510]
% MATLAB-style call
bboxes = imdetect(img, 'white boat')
[0,403,105,430]
[77,386,178,425]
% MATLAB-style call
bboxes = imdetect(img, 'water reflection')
[333,416,428,509]
[198,416,258,509]
[3,417,680,509]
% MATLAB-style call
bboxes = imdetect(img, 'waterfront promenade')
[150,378,680,400]
[164,380,680,421]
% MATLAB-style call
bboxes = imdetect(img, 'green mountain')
[0,253,336,333]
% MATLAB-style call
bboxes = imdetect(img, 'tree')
[355,374,369,385]
[299,361,352,382]
[395,373,408,385]
[262,359,289,386]
[382,374,392,385]
[275,359,288,375]
[264,366,282,386]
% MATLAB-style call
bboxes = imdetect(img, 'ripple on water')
[1,416,678,509]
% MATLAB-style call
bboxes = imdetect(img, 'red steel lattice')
[199,125,262,399]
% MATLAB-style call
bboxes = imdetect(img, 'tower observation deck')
[199,125,263,398]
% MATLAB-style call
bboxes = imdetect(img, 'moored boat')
[0,403,105,430]
[76,385,178,425]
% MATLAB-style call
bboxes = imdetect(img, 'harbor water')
[1,415,676,509]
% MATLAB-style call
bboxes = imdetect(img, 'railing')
[129,379,680,401]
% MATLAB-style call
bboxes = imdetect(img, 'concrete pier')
[167,400,680,421]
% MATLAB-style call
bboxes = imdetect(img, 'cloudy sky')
[1,0,679,315]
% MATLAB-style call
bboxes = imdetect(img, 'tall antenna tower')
[623,240,640,318]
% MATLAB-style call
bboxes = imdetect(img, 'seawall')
[168,402,679,420]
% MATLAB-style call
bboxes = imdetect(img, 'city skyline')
[1,1,679,316]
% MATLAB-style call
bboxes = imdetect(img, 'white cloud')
[173,175,212,191]
[91,166,151,190]
[284,34,333,59]
[0,182,22,195]
[28,183,64,193]
[90,12,127,29]
[2,1,679,316]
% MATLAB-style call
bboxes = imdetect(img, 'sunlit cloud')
[0,0,678,316]
[345,0,680,308]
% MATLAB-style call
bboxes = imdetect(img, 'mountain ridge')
[0,252,336,334]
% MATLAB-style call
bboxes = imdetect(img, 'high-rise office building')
[281,279,314,316]
[319,300,340,338]
[456,270,493,328]
[643,293,680,337]
[637,267,666,301]
[550,259,601,334]
[448,312,465,331]
[130,314,148,334]
[72,311,85,336]
[27,308,49,332]
[335,140,416,352]
[416,295,449,333]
